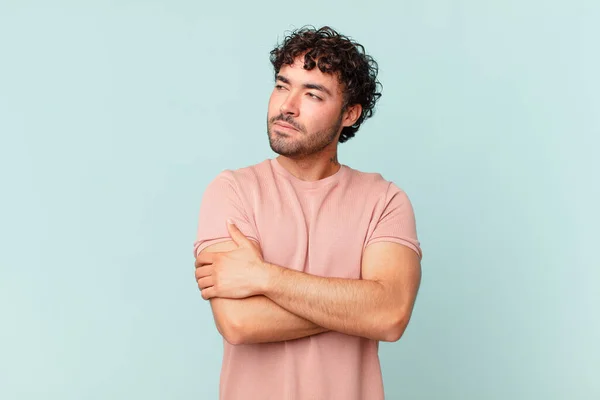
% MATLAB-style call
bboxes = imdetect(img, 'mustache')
[270,114,304,132]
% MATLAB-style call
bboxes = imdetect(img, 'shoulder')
[344,165,407,199]
[206,159,272,192]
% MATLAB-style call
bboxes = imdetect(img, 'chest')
[250,186,375,279]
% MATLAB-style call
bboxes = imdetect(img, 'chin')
[269,140,302,157]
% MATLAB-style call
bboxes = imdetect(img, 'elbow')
[381,322,406,342]
[221,326,242,346]
[379,311,411,342]
[211,299,249,345]
[220,315,249,346]
[220,320,244,345]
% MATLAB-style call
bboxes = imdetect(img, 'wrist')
[258,261,280,296]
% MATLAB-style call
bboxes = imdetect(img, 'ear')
[341,104,362,128]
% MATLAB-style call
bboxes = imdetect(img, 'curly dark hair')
[269,25,382,143]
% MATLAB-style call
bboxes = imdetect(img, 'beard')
[267,113,343,158]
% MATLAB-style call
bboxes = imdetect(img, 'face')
[266,57,357,158]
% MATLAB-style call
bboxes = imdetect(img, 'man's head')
[266,26,382,158]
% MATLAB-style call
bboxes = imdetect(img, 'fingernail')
[227,218,233,225]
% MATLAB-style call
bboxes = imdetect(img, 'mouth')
[273,121,299,132]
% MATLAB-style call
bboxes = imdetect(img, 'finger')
[195,252,217,268]
[201,286,217,300]
[226,219,251,248]
[195,264,213,280]
[196,276,213,290]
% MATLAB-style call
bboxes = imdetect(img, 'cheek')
[268,93,282,115]
[307,106,335,128]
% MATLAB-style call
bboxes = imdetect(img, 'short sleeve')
[192,171,260,258]
[365,183,423,260]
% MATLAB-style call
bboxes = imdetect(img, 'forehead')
[278,57,343,96]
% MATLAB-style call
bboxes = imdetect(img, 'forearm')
[199,240,327,344]
[261,264,404,342]
[210,295,328,345]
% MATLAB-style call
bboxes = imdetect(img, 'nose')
[279,92,300,117]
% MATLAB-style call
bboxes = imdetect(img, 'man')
[193,26,422,400]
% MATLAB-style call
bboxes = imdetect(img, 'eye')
[307,93,322,100]
[275,84,287,90]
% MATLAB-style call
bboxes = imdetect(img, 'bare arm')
[199,241,328,345]
[261,241,421,342]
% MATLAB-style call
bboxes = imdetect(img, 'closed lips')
[274,122,298,131]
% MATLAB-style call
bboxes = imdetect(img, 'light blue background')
[1,1,598,399]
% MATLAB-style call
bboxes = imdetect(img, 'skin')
[266,56,361,181]
[196,239,329,345]
[194,56,422,345]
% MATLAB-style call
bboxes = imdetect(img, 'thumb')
[227,219,250,248]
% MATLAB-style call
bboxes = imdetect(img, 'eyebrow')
[276,74,333,97]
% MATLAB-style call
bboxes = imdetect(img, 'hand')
[195,220,269,300]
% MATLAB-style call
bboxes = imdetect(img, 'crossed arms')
[195,222,422,345]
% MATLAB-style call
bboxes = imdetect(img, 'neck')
[276,150,341,182]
